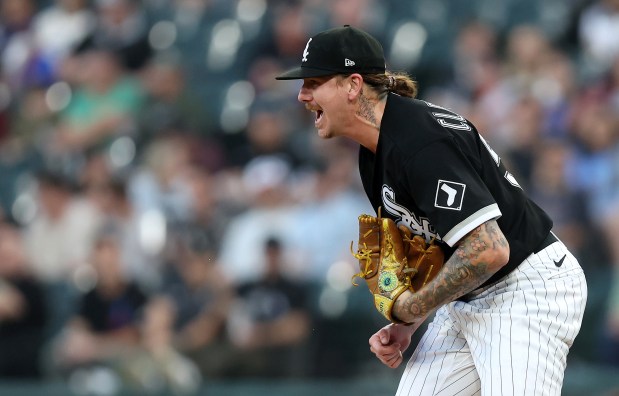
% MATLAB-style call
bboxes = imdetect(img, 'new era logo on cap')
[275,25,386,80]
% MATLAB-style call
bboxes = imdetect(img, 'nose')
[298,85,311,103]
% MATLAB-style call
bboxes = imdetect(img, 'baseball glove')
[351,214,444,323]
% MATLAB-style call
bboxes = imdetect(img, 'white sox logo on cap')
[302,38,312,62]
[275,25,386,80]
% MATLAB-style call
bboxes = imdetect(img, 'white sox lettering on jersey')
[382,185,441,243]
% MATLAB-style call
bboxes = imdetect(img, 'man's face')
[298,75,350,139]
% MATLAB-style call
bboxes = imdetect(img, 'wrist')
[392,290,415,324]
[393,289,433,325]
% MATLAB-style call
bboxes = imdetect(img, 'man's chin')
[316,128,334,139]
[316,127,333,139]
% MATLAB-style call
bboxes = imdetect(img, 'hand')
[369,322,420,368]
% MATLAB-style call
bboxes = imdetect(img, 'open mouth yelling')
[314,109,324,126]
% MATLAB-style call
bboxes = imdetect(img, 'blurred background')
[0,0,618,395]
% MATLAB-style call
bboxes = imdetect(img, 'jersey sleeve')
[404,138,502,247]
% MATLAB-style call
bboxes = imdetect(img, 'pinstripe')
[497,291,503,394]
[414,322,445,390]
[452,380,480,396]
[489,300,494,394]
[421,328,462,393]
[508,277,515,395]
[526,256,542,396]
[435,367,479,396]
[395,240,586,396]
[398,314,445,396]
[547,245,562,396]
[478,289,491,391]
[548,247,563,394]
[429,337,465,395]
[535,248,552,395]
[468,301,482,370]
[554,254,572,393]
[515,266,531,396]
[522,260,536,396]
[556,245,574,394]
[399,323,431,390]
[525,251,546,395]
[566,253,581,343]
[522,256,542,396]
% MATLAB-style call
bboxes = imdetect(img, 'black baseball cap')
[275,25,386,80]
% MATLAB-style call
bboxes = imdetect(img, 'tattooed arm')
[392,219,510,324]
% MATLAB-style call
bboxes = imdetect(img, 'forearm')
[393,220,509,323]
[57,116,126,150]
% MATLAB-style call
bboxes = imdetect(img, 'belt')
[533,231,558,254]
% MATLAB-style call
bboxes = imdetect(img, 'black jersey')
[359,93,553,289]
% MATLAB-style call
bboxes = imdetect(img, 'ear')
[347,74,364,100]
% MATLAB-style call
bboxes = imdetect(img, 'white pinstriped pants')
[396,238,588,396]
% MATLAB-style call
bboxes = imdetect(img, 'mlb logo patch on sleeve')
[435,180,466,211]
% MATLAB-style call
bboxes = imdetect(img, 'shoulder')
[383,94,435,119]
[380,95,454,158]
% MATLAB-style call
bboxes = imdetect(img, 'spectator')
[51,48,145,161]
[527,140,591,257]
[128,134,195,223]
[0,0,52,94]
[138,57,215,143]
[128,295,201,394]
[91,178,163,291]
[501,95,546,187]
[169,164,230,259]
[6,85,56,151]
[228,237,311,378]
[602,264,619,366]
[32,0,95,76]
[217,155,300,284]
[52,229,147,380]
[74,0,152,71]
[579,0,619,71]
[565,103,619,224]
[227,105,308,169]
[23,170,102,336]
[142,241,234,379]
[474,25,552,152]
[451,20,499,100]
[0,220,48,379]
[288,143,372,282]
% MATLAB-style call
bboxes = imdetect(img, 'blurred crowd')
[0,0,619,394]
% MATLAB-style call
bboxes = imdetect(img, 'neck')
[347,93,387,153]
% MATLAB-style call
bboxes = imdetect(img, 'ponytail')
[363,71,419,98]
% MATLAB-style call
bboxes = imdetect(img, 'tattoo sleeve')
[393,220,509,323]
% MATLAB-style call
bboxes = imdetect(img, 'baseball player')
[276,25,587,395]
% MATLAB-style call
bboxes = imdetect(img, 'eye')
[305,79,320,89]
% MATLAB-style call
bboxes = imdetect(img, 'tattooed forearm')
[393,220,509,323]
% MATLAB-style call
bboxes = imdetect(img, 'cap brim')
[275,66,336,80]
